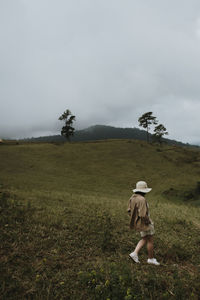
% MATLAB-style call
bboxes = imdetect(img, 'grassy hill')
[0,140,200,299]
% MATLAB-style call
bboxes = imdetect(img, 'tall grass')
[0,140,200,299]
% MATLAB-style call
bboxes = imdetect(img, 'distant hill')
[22,124,197,147]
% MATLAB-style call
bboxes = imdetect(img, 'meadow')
[0,139,200,299]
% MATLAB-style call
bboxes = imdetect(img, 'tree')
[59,109,76,141]
[153,124,168,144]
[138,112,157,142]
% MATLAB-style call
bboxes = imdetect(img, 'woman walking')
[127,181,160,265]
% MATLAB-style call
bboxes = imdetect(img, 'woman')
[127,181,160,265]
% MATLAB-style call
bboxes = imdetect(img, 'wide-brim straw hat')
[133,181,152,193]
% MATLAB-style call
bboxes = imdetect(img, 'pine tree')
[153,124,168,144]
[138,112,157,142]
[59,109,76,141]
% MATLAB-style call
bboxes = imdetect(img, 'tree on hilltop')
[153,124,168,145]
[138,112,158,142]
[59,109,76,141]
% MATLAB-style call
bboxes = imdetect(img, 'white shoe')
[129,252,140,263]
[147,258,160,265]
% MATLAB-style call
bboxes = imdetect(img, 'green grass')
[0,140,200,299]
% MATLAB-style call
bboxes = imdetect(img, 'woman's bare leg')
[146,235,154,259]
[134,238,147,255]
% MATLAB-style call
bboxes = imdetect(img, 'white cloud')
[0,0,200,144]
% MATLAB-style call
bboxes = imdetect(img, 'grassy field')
[0,140,200,299]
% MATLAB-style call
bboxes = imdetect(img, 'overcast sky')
[1,0,200,144]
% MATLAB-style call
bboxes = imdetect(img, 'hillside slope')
[1,139,200,197]
[23,124,196,147]
[0,140,200,299]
